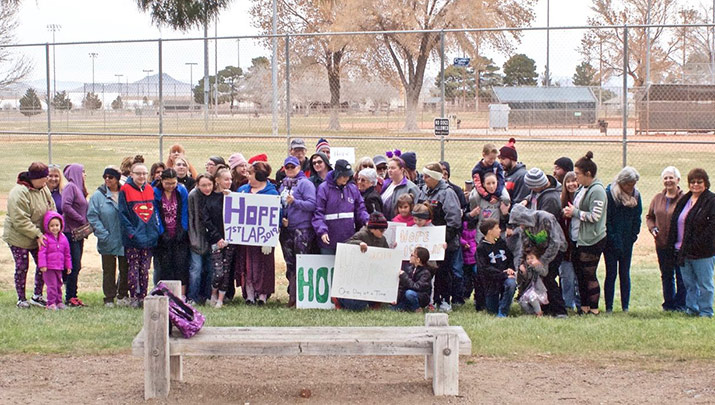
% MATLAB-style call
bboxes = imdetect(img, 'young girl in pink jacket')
[38,211,72,310]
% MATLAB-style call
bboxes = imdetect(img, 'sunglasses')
[285,165,297,170]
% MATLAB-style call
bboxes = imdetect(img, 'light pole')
[186,62,197,111]
[47,24,61,96]
[236,38,240,69]
[545,0,550,87]
[89,52,98,93]
[115,74,123,97]
[271,0,278,136]
[143,69,154,101]
[645,0,651,85]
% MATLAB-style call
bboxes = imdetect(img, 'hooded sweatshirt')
[308,152,332,189]
[569,179,608,247]
[3,173,56,249]
[504,162,529,205]
[279,170,316,230]
[312,171,369,249]
[61,164,89,233]
[508,203,567,270]
[188,188,210,255]
[37,211,72,271]
[87,184,124,256]
[524,174,562,221]
[418,179,462,250]
[118,176,160,249]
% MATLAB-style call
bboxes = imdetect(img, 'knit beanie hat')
[27,162,49,180]
[499,138,517,161]
[524,167,549,189]
[554,157,574,172]
[316,138,330,153]
[208,156,225,166]
[367,211,388,230]
[103,167,121,180]
[401,152,417,171]
[439,161,451,178]
[248,154,268,164]
[228,153,247,170]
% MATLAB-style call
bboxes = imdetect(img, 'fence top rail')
[4,22,715,48]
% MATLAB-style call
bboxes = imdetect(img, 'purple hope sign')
[223,192,281,247]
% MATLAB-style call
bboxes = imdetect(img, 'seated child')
[393,246,435,312]
[38,212,72,310]
[517,247,549,317]
[470,143,505,203]
[392,193,415,226]
[476,217,516,317]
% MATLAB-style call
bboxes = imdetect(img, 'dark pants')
[101,254,128,303]
[656,248,686,311]
[450,248,465,305]
[63,234,84,302]
[574,238,606,310]
[155,236,190,287]
[280,227,316,306]
[337,298,371,310]
[542,251,567,316]
[434,249,455,305]
[604,244,634,311]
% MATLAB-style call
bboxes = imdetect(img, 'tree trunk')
[327,51,342,131]
[403,85,420,132]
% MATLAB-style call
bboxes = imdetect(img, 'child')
[471,143,505,203]
[517,247,549,317]
[37,212,72,310]
[412,202,447,310]
[476,218,516,317]
[392,193,415,226]
[393,246,434,312]
[468,172,511,241]
[460,218,481,308]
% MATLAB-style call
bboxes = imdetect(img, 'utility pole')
[115,74,123,97]
[236,38,240,69]
[186,62,197,112]
[645,0,651,85]
[545,0,550,87]
[271,0,278,136]
[143,69,154,100]
[89,52,98,93]
[47,24,61,96]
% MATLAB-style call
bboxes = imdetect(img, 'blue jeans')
[559,260,580,309]
[188,251,212,303]
[337,298,371,311]
[680,256,715,317]
[604,244,633,311]
[62,234,84,301]
[450,248,465,304]
[320,247,336,255]
[656,248,686,311]
[484,277,516,317]
[393,290,421,311]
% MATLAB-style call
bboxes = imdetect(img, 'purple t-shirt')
[674,198,693,251]
[162,190,178,238]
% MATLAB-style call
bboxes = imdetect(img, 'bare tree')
[0,2,32,90]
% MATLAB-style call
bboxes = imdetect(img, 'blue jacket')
[87,184,124,256]
[118,176,160,249]
[312,171,369,250]
[279,171,316,230]
[153,183,189,236]
[605,184,642,254]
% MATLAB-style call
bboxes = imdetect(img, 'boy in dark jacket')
[393,246,434,312]
[471,143,505,203]
[476,218,516,317]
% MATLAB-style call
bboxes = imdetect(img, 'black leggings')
[573,238,606,309]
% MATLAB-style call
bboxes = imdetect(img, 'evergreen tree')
[111,95,123,110]
[19,88,42,117]
[51,91,72,110]
[573,61,599,86]
[82,92,102,110]
[502,54,538,86]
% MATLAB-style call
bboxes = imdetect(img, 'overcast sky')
[13,0,712,87]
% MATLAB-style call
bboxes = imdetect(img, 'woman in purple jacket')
[61,163,89,307]
[279,156,317,307]
[312,159,369,255]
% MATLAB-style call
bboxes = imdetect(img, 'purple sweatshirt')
[37,211,72,270]
[312,171,369,250]
[279,171,316,230]
[61,163,88,233]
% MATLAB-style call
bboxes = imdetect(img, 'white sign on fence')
[393,225,446,261]
[223,192,281,247]
[330,147,355,164]
[331,243,402,303]
[296,254,336,309]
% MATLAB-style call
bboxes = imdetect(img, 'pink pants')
[43,269,64,306]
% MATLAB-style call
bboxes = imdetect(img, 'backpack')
[150,282,205,339]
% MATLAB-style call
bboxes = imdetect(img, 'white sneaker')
[17,300,30,309]
[30,295,47,307]
[104,302,115,308]
[210,297,217,307]
[438,302,452,312]
[116,297,131,307]
[214,300,223,309]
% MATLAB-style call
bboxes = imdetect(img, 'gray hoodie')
[419,179,462,250]
[507,203,567,270]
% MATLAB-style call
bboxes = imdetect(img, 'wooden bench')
[132,281,472,399]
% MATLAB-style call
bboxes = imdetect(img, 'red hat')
[248,154,268,164]
[499,138,517,161]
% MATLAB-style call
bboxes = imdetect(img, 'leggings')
[211,245,236,292]
[573,238,606,310]
[10,246,43,301]
[126,247,152,300]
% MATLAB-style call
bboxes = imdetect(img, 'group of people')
[4,136,714,317]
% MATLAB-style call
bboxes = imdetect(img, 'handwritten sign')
[297,254,335,309]
[383,221,407,247]
[223,192,281,247]
[330,147,355,165]
[331,243,402,303]
[393,225,446,261]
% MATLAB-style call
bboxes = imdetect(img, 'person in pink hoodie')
[38,211,72,310]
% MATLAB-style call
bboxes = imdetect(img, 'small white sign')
[393,225,446,261]
[296,254,336,309]
[330,147,355,165]
[331,243,402,303]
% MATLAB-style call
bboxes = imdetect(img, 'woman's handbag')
[71,223,93,241]
[150,282,205,339]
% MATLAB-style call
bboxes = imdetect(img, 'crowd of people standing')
[4,136,714,318]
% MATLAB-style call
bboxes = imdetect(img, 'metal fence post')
[622,24,628,168]
[285,34,291,137]
[45,43,52,164]
[158,38,164,161]
[439,30,445,162]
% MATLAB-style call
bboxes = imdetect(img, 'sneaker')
[210,297,218,307]
[130,299,143,309]
[214,300,223,309]
[257,299,265,306]
[186,299,196,306]
[438,302,452,312]
[17,300,30,309]
[104,302,115,308]
[426,304,436,312]
[46,304,58,311]
[30,295,47,307]
[56,303,66,310]
[67,297,85,307]
[116,297,131,307]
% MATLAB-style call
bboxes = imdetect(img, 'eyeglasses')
[175,162,187,167]
[312,160,324,165]
[132,171,148,176]
[690,179,705,185]
[103,175,115,180]
[285,165,296,170]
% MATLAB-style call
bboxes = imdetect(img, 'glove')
[261,245,272,255]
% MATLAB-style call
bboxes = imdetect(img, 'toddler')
[517,248,549,316]
[471,143,505,203]
[37,212,72,310]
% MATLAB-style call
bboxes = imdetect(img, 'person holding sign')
[279,156,317,308]
[312,159,369,255]
[236,162,280,305]
[393,247,435,312]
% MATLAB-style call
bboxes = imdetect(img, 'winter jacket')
[508,203,567,270]
[460,221,477,266]
[398,264,433,308]
[276,156,312,183]
[37,211,72,271]
[308,152,332,190]
[312,171,369,250]
[200,191,225,246]
[178,175,196,192]
[346,226,390,249]
[279,171,316,230]
[668,189,715,264]
[605,184,642,255]
[3,176,56,249]
[646,188,684,249]
[61,164,89,234]
[516,262,548,300]
[154,183,190,242]
[524,174,562,221]
[446,180,468,212]
[476,238,514,295]
[380,176,420,220]
[504,162,529,205]
[188,188,210,255]
[471,159,505,201]
[570,179,607,247]
[118,176,160,249]
[361,186,383,215]
[418,180,463,251]
[87,184,124,256]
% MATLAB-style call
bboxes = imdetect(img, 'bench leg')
[424,313,449,380]
[170,355,183,381]
[432,333,459,396]
[144,296,170,400]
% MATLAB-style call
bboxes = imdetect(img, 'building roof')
[492,87,597,103]
[638,84,715,102]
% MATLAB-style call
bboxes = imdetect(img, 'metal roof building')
[492,87,598,126]
[636,84,715,133]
